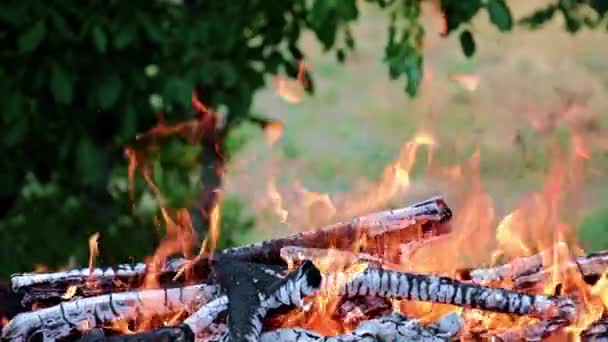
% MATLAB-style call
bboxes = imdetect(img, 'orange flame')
[273,61,309,104]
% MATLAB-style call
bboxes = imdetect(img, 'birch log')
[2,284,218,341]
[467,247,608,289]
[338,266,577,321]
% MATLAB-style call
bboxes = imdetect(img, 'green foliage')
[486,0,513,32]
[579,208,608,252]
[459,30,476,58]
[216,196,256,251]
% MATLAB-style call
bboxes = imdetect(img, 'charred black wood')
[207,257,321,342]
[339,266,577,321]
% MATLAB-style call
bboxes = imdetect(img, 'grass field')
[224,2,608,252]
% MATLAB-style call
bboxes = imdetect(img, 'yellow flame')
[268,179,288,223]
[209,200,221,254]
[61,285,78,300]
[495,211,532,257]
[88,232,100,274]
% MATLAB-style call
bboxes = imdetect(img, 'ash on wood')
[465,245,608,289]
[338,266,577,321]
[78,324,194,342]
[10,259,198,307]
[259,311,463,342]
[2,284,217,341]
[221,196,452,264]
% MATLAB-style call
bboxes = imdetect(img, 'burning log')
[10,196,451,305]
[205,258,321,341]
[77,260,322,342]
[10,259,189,306]
[221,196,452,264]
[183,295,229,336]
[338,266,577,321]
[2,284,218,341]
[465,246,608,289]
[259,311,463,342]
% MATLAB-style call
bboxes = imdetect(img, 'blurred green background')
[1,0,608,278]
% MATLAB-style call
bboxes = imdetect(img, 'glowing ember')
[60,286,78,300]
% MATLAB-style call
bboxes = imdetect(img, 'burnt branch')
[220,196,452,264]
[338,266,577,321]
[183,295,229,335]
[467,246,608,289]
[2,284,218,341]
[209,258,322,341]
[11,259,191,306]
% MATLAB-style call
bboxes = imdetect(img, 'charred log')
[220,196,452,265]
[2,285,217,341]
[11,197,451,304]
[208,258,321,341]
[465,246,608,289]
[182,295,229,335]
[338,266,577,320]
[10,259,196,306]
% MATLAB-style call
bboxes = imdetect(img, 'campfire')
[2,190,608,341]
[1,93,606,342]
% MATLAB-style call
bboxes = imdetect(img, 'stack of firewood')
[2,197,608,342]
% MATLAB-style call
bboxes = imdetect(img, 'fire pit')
[2,196,608,341]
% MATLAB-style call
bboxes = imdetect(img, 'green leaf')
[76,138,103,187]
[337,0,358,21]
[50,64,73,104]
[487,0,513,31]
[50,12,74,40]
[17,20,46,53]
[519,5,556,29]
[336,49,345,62]
[459,30,476,58]
[92,26,108,53]
[441,0,482,34]
[163,77,194,108]
[405,55,422,97]
[97,75,122,109]
[590,0,608,16]
[114,23,137,49]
